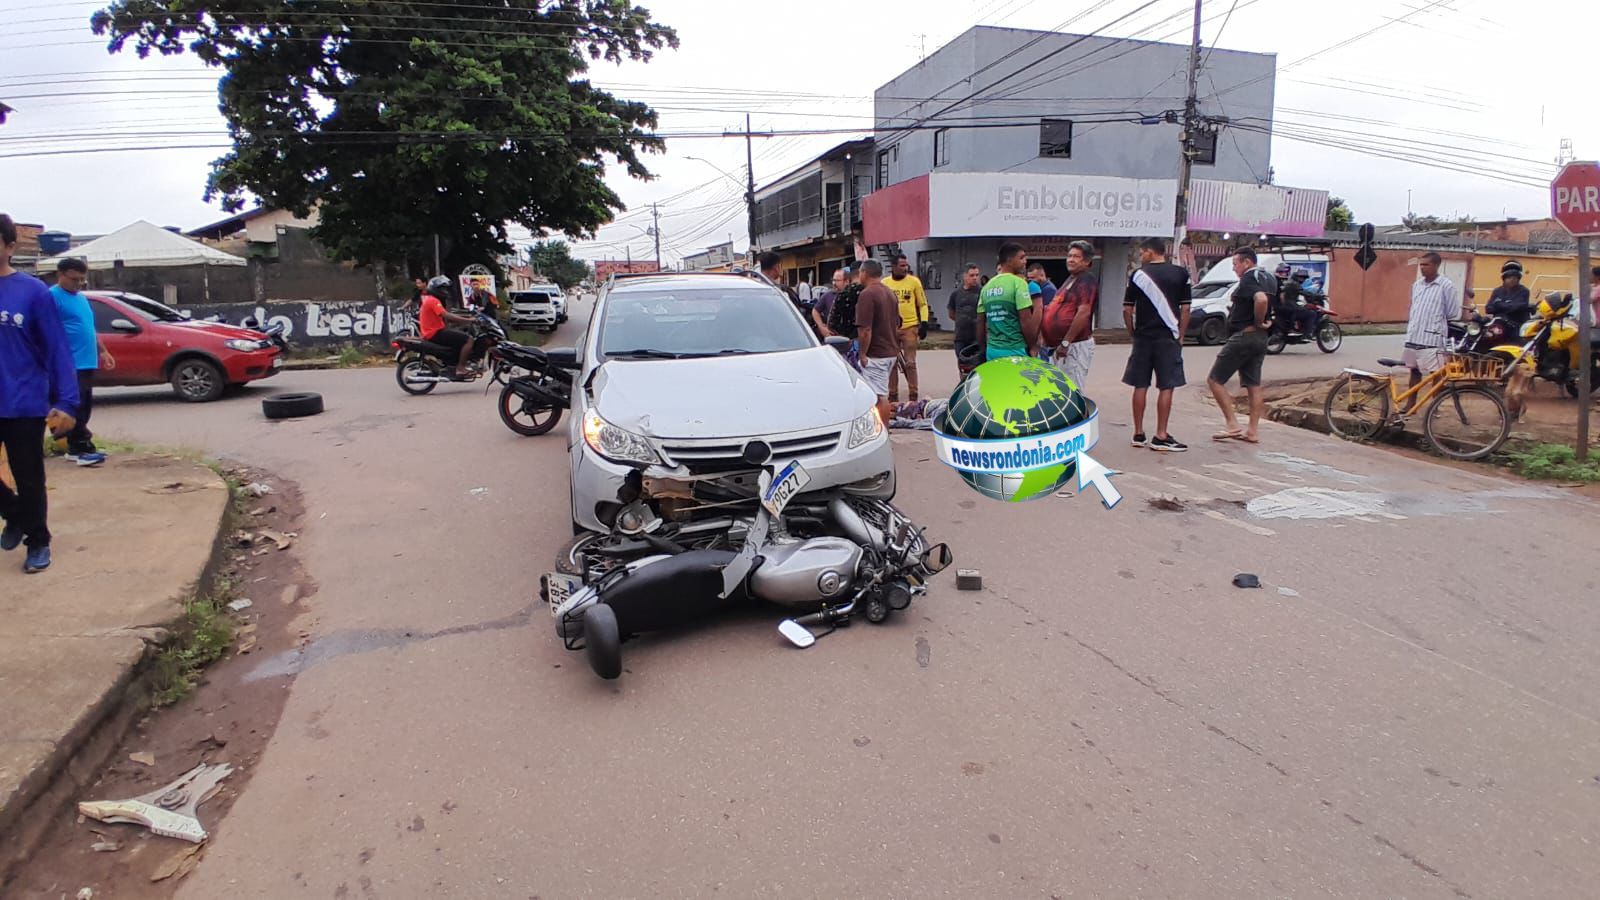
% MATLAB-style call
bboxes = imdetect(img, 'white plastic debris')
[78,763,233,844]
[226,598,253,612]
[243,482,274,497]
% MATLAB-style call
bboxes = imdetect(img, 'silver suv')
[567,273,892,533]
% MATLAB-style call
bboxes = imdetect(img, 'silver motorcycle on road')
[541,458,953,680]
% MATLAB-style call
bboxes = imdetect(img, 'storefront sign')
[928,172,1175,238]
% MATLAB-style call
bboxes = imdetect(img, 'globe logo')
[934,356,1096,503]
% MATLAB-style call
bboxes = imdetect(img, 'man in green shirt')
[977,242,1038,361]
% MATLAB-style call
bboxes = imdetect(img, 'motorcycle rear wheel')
[1265,331,1287,355]
[1316,320,1343,353]
[498,384,563,436]
[396,355,439,395]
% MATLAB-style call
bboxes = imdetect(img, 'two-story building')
[749,138,875,288]
[861,26,1326,327]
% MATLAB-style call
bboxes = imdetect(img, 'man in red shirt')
[419,276,479,376]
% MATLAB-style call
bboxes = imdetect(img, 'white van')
[1187,252,1331,345]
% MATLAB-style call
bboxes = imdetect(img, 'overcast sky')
[2,0,1593,266]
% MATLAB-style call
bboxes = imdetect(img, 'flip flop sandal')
[1212,431,1244,441]
[1240,435,1261,444]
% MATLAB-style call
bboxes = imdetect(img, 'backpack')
[829,283,862,339]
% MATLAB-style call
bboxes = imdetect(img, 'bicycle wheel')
[1324,374,1390,441]
[1422,385,1510,461]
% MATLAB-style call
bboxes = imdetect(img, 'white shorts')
[1054,339,1095,392]
[861,356,894,397]
[1402,346,1445,374]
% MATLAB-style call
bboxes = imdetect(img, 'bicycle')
[1323,351,1511,461]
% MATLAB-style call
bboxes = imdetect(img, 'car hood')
[169,320,271,341]
[591,347,876,438]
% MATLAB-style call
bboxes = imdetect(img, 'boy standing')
[49,257,114,466]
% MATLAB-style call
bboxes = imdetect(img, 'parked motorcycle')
[1265,294,1342,354]
[391,312,507,394]
[1488,292,1599,398]
[540,462,953,680]
[487,342,577,436]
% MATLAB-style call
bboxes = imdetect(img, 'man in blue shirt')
[49,258,113,466]
[0,213,80,573]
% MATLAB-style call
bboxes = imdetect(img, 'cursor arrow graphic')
[1076,451,1122,509]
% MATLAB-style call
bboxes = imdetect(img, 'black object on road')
[262,392,325,420]
[1232,573,1261,589]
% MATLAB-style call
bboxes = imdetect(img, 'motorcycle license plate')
[762,460,811,517]
[544,572,583,616]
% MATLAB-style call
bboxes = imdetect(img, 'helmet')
[1274,263,1292,277]
[1501,260,1524,279]
[424,275,452,296]
[957,343,985,365]
[1293,269,1310,280]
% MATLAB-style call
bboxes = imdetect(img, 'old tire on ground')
[170,358,227,402]
[1198,316,1227,346]
[262,392,325,420]
[582,604,623,680]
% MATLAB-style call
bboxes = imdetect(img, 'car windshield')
[1193,281,1235,300]
[598,287,815,359]
[511,292,556,304]
[117,294,188,323]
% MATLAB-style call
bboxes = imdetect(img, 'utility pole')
[1172,0,1202,254]
[652,203,662,272]
[432,234,441,276]
[745,113,758,266]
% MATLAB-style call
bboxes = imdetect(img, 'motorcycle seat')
[1376,357,1407,368]
[400,338,457,358]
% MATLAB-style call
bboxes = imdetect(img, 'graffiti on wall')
[176,301,405,347]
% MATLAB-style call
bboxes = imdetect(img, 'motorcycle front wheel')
[498,383,563,436]
[1316,320,1343,353]
[396,355,439,395]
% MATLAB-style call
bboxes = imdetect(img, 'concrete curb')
[0,460,233,886]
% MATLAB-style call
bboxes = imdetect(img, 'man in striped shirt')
[1402,252,1462,396]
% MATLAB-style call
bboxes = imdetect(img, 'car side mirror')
[110,318,139,333]
[824,335,850,349]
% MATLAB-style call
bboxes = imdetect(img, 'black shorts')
[428,328,471,355]
[1122,335,1186,390]
[1209,330,1269,388]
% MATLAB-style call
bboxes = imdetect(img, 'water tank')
[37,231,71,255]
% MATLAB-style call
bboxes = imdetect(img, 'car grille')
[658,429,843,475]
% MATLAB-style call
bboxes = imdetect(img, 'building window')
[1193,130,1218,165]
[876,150,889,189]
[933,128,950,168]
[917,249,944,292]
[1039,118,1073,158]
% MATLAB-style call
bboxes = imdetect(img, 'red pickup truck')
[87,291,283,402]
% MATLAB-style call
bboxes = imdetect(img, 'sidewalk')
[0,454,228,882]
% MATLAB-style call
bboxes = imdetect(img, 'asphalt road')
[87,298,1600,898]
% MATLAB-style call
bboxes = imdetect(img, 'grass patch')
[1504,442,1600,482]
[336,345,367,368]
[506,328,552,347]
[149,584,237,707]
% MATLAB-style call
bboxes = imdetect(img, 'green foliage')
[1402,212,1475,233]
[1505,443,1600,482]
[336,345,367,368]
[150,585,236,706]
[1325,196,1354,232]
[91,1,679,269]
[528,239,592,290]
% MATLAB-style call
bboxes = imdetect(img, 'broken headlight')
[582,409,660,466]
[846,406,885,449]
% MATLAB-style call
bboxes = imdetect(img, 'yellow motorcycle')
[1486,292,1600,398]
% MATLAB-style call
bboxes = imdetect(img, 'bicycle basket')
[1442,352,1505,382]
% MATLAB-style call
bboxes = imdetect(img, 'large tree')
[91,1,677,270]
[528,239,591,290]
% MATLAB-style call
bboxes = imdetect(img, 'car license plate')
[271,357,283,369]
[762,460,811,517]
[544,572,583,616]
